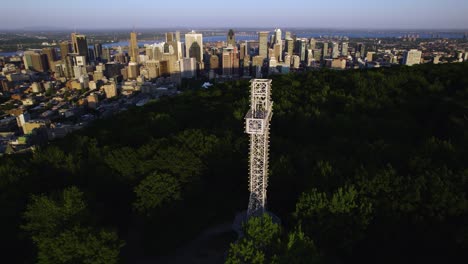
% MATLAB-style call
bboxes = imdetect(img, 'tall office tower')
[274,44,282,62]
[366,51,375,62]
[273,28,282,61]
[285,31,291,40]
[292,55,300,69]
[72,34,88,57]
[295,39,307,61]
[185,30,203,63]
[313,49,322,61]
[210,54,219,73]
[129,31,139,63]
[146,47,154,60]
[309,38,316,49]
[102,48,111,62]
[88,48,95,62]
[403,49,422,66]
[179,58,197,78]
[323,42,329,58]
[94,43,103,61]
[245,79,273,217]
[222,46,239,76]
[357,43,365,58]
[175,31,181,42]
[341,42,349,56]
[332,42,339,58]
[146,60,160,79]
[23,51,34,69]
[286,38,294,56]
[222,51,232,76]
[166,32,174,42]
[71,33,77,53]
[284,54,291,66]
[33,53,48,72]
[240,42,247,60]
[274,28,282,44]
[227,29,236,47]
[128,62,139,79]
[42,47,57,68]
[59,41,70,60]
[258,31,269,59]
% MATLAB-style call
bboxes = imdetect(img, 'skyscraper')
[185,30,203,63]
[274,28,282,62]
[295,39,307,61]
[129,31,139,63]
[309,38,316,49]
[94,43,103,61]
[59,41,70,60]
[71,34,89,63]
[323,42,329,58]
[42,47,57,68]
[227,29,236,47]
[341,42,349,56]
[286,38,294,56]
[30,53,48,72]
[357,43,365,59]
[258,31,269,59]
[332,42,339,58]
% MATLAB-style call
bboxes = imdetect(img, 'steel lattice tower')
[245,79,273,217]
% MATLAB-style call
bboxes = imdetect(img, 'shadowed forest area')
[1,62,468,263]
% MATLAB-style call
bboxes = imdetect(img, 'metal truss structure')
[245,79,273,217]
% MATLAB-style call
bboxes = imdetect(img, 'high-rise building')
[341,42,349,56]
[323,42,329,58]
[357,43,365,58]
[72,34,88,62]
[258,31,269,59]
[210,54,219,73]
[222,46,239,76]
[179,57,197,78]
[286,38,294,56]
[60,41,70,60]
[332,42,339,58]
[403,49,422,66]
[129,31,139,63]
[166,32,175,42]
[102,48,111,62]
[175,31,181,42]
[146,60,160,79]
[366,51,375,62]
[309,38,316,49]
[274,43,282,62]
[185,30,203,63]
[273,28,282,61]
[285,31,291,40]
[24,52,48,72]
[128,62,139,79]
[274,28,282,44]
[295,39,307,61]
[227,29,236,47]
[94,43,103,61]
[42,47,57,68]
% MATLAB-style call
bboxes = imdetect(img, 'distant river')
[98,31,464,48]
[0,32,464,56]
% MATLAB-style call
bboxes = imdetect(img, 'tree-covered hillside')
[1,63,468,263]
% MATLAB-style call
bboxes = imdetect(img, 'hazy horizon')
[1,0,468,30]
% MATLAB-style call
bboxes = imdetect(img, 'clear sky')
[1,0,467,30]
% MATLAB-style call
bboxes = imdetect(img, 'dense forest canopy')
[1,62,468,263]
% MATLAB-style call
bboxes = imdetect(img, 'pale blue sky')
[1,0,467,29]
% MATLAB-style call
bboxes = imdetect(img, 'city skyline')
[1,0,468,30]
